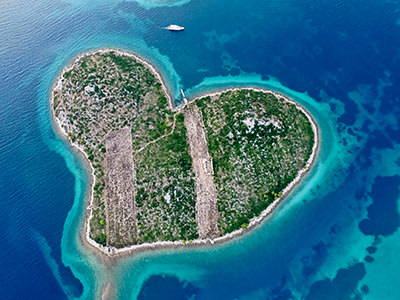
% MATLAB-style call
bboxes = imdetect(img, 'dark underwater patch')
[301,241,328,278]
[359,175,400,237]
[365,130,393,150]
[386,126,400,144]
[364,255,374,263]
[230,67,240,76]
[138,274,198,300]
[304,263,366,300]
[266,277,294,300]
[338,98,358,126]
[366,246,377,254]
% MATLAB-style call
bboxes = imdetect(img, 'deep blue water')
[1,0,399,299]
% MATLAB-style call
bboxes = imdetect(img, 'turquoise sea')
[1,0,399,299]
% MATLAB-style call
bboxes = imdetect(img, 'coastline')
[50,48,320,260]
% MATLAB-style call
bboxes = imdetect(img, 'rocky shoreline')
[50,48,319,260]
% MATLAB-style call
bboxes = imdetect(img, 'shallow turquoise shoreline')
[56,70,327,299]
[38,39,344,298]
[52,49,318,259]
[14,1,397,298]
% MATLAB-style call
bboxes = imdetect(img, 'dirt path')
[183,105,219,238]
[134,113,177,155]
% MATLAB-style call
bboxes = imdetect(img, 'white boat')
[166,24,184,31]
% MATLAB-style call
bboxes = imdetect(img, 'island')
[51,49,318,255]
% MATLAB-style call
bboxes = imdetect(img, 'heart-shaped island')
[51,49,318,256]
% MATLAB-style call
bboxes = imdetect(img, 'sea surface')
[1,0,400,299]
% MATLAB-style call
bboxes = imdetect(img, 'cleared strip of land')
[104,127,137,247]
[184,106,219,238]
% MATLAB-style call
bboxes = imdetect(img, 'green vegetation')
[195,90,314,234]
[53,50,196,246]
[53,49,315,248]
[135,113,198,243]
